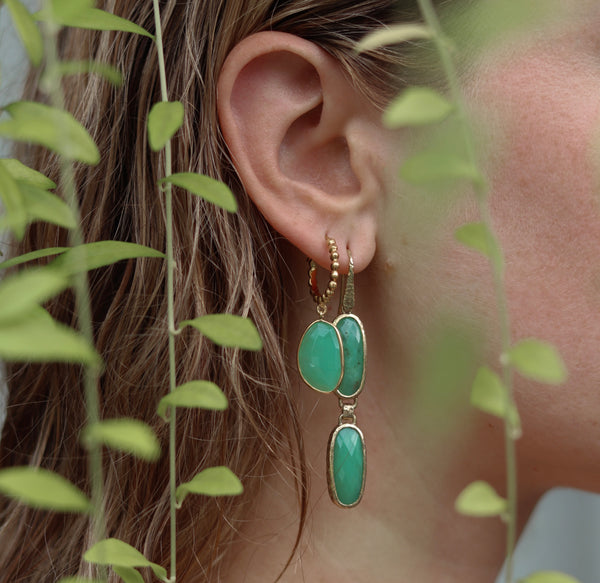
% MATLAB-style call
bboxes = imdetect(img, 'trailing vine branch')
[150,1,178,580]
[415,1,518,580]
[39,15,107,553]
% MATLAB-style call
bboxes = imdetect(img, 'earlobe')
[217,31,382,272]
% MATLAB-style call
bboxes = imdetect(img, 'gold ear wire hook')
[338,248,355,315]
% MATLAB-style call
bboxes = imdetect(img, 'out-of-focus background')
[1,4,600,582]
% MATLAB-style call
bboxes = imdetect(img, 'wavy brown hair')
[0,1,420,581]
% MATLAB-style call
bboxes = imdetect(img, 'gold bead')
[332,261,340,270]
[329,281,337,290]
[331,270,339,280]
[331,252,339,261]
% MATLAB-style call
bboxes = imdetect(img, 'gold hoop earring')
[297,235,367,508]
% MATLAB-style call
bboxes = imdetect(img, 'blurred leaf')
[0,102,99,165]
[46,0,94,21]
[0,158,56,189]
[454,222,503,268]
[147,101,184,152]
[180,314,262,351]
[176,466,243,507]
[19,182,77,229]
[157,381,228,421]
[470,366,506,417]
[51,241,164,274]
[0,305,100,364]
[5,0,43,66]
[356,24,432,52]
[400,150,482,186]
[505,339,567,384]
[443,0,564,54]
[0,466,91,513]
[112,566,143,583]
[0,160,27,240]
[57,60,123,86]
[0,267,69,324]
[519,572,582,583]
[36,7,153,38]
[82,419,160,461]
[160,173,237,213]
[84,539,167,581]
[0,247,69,270]
[455,480,506,517]
[383,87,453,128]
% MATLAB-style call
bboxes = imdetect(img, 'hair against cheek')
[0,0,425,581]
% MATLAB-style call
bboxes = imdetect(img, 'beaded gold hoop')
[308,235,340,316]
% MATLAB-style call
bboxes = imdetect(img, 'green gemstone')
[335,315,365,398]
[330,425,365,507]
[297,320,342,393]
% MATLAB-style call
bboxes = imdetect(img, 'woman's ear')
[217,31,384,272]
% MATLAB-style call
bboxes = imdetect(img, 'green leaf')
[57,60,123,86]
[0,247,69,270]
[160,173,237,213]
[147,101,184,152]
[180,314,262,351]
[519,572,582,583]
[84,538,167,582]
[0,305,100,364]
[0,102,99,165]
[0,267,69,324]
[82,419,160,461]
[112,566,144,583]
[157,381,228,421]
[19,182,77,229]
[176,466,243,507]
[455,480,507,517]
[0,466,91,513]
[455,222,502,262]
[470,367,506,418]
[470,366,520,434]
[5,0,43,66]
[383,87,453,128]
[0,158,56,189]
[356,24,432,52]
[400,151,482,186]
[46,0,95,21]
[505,339,567,384]
[36,7,154,38]
[51,241,164,274]
[0,159,27,240]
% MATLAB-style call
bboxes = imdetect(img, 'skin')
[217,3,600,581]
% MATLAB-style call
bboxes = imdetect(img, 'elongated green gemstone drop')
[329,424,365,507]
[334,314,366,398]
[297,320,343,393]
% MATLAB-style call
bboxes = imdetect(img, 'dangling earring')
[297,235,367,508]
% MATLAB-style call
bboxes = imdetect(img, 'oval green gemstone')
[335,315,365,398]
[330,425,365,507]
[297,320,342,393]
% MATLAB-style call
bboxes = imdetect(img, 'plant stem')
[151,1,177,580]
[40,15,106,556]
[415,2,517,580]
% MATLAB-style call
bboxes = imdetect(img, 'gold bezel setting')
[332,313,367,400]
[327,423,366,508]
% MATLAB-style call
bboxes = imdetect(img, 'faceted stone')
[335,315,365,398]
[331,425,365,507]
[297,320,342,393]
